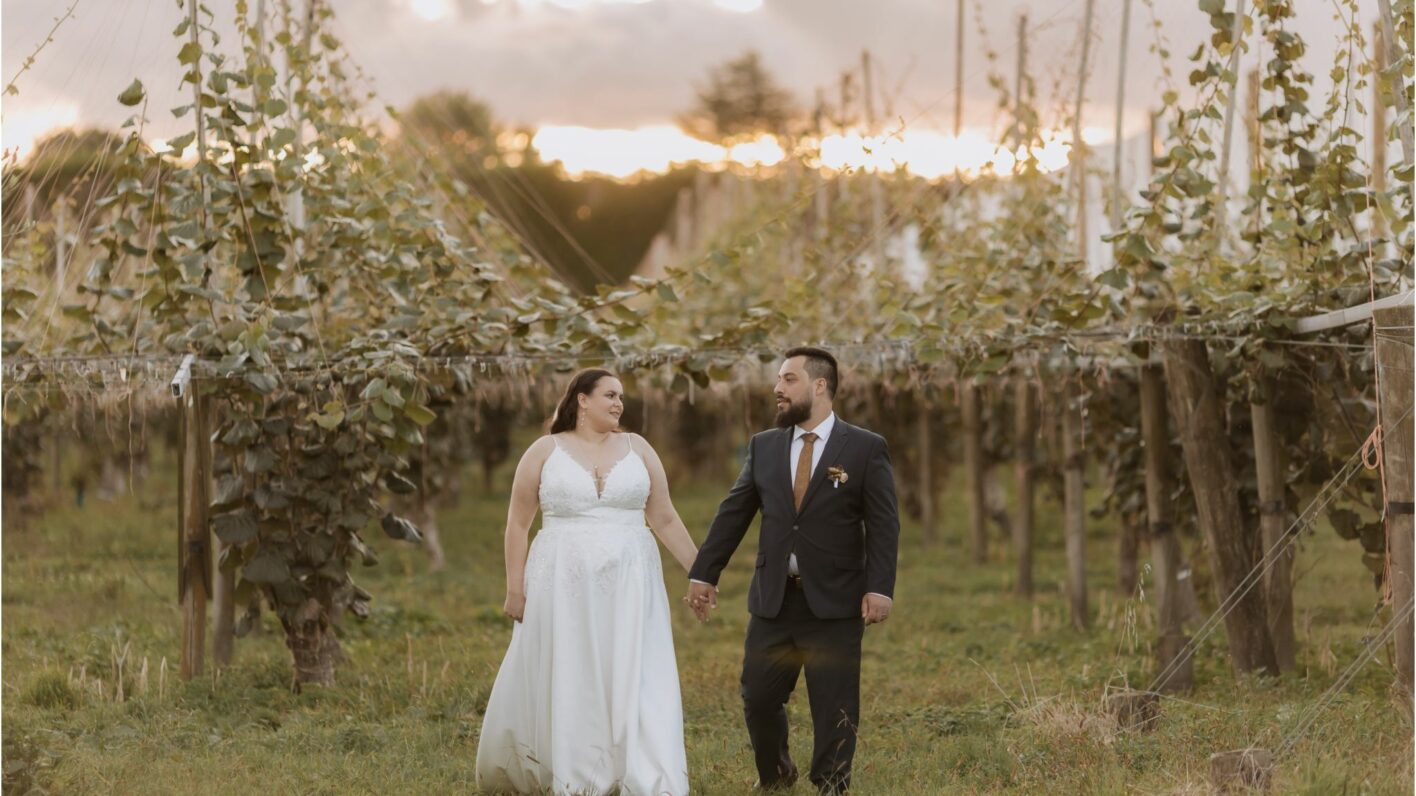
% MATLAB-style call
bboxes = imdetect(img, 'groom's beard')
[774,395,813,428]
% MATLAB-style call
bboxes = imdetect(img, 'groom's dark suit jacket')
[689,419,900,619]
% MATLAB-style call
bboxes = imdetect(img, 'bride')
[476,369,699,795]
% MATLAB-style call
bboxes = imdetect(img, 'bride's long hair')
[549,369,617,434]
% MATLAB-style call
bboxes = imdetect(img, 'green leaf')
[311,406,345,430]
[211,474,244,510]
[244,446,277,475]
[178,41,202,66]
[384,472,417,494]
[656,283,679,302]
[243,550,290,584]
[117,79,146,106]
[380,513,423,543]
[404,402,436,426]
[213,510,260,544]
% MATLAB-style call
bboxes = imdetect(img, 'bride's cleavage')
[558,445,633,499]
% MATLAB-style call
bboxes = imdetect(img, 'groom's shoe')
[753,762,799,790]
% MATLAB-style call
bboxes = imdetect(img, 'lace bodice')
[538,436,651,527]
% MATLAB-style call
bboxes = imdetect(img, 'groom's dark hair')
[784,346,839,398]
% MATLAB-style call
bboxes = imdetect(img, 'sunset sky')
[1,0,1386,178]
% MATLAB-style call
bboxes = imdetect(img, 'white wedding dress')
[475,435,690,795]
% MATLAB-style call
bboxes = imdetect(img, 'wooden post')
[1071,0,1097,263]
[674,187,694,256]
[813,87,830,242]
[1377,0,1415,168]
[1142,363,1193,690]
[1013,14,1028,147]
[1212,0,1246,246]
[179,389,213,681]
[1110,0,1132,231]
[1013,377,1036,597]
[1250,376,1295,673]
[1376,304,1414,708]
[1372,21,1389,249]
[837,71,852,201]
[1164,338,1278,675]
[918,399,938,544]
[1062,380,1089,630]
[188,0,209,216]
[953,0,965,142]
[1246,68,1263,243]
[861,50,887,272]
[962,380,987,564]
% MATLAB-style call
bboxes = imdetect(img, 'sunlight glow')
[714,0,764,12]
[408,0,456,22]
[533,123,1115,180]
[2,103,81,161]
[534,125,783,178]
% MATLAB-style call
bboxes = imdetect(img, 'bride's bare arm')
[633,434,699,574]
[503,436,554,621]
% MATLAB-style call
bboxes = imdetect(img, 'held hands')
[684,581,718,623]
[862,593,891,625]
[503,591,526,623]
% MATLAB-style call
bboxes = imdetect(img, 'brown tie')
[793,432,818,512]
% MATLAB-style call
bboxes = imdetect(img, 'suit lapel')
[796,421,850,516]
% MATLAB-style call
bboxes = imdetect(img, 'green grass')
[4,441,1412,795]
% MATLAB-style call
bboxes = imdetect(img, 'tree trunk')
[962,381,987,564]
[420,503,446,572]
[1013,379,1036,597]
[918,406,938,544]
[1376,304,1414,710]
[213,547,236,668]
[1163,339,1278,676]
[1062,382,1089,631]
[1250,383,1295,673]
[1118,513,1140,596]
[1142,365,1194,690]
[284,618,341,688]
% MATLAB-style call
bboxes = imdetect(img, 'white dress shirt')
[693,412,890,604]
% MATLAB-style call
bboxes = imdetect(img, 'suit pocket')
[756,552,768,568]
[833,556,866,570]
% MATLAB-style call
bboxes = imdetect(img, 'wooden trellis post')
[1062,379,1089,630]
[1142,361,1192,691]
[173,357,214,680]
[1375,304,1414,709]
[962,380,987,564]
[1013,376,1036,597]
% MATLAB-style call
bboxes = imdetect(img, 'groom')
[687,347,900,795]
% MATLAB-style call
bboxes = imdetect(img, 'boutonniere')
[827,465,849,488]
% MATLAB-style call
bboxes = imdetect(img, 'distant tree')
[2,127,125,228]
[392,90,690,291]
[679,51,797,142]
[398,90,502,167]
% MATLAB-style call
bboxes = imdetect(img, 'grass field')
[3,436,1412,794]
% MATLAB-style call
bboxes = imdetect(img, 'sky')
[0,0,1389,177]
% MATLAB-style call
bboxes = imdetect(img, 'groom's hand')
[862,593,891,625]
[685,581,718,622]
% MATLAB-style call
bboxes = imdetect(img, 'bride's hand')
[503,591,527,622]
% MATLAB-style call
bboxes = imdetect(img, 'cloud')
[1,0,1387,155]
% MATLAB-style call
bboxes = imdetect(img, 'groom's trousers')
[741,577,864,794]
